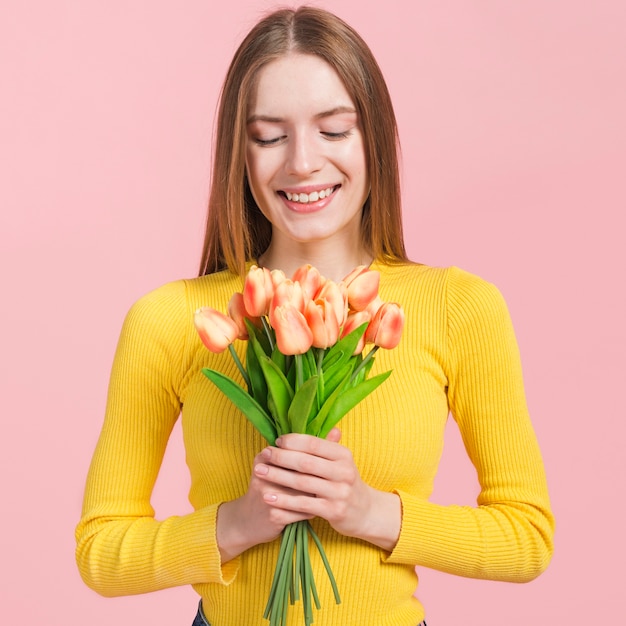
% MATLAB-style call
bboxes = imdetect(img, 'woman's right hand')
[215,447,314,563]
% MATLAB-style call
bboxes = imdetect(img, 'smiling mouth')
[279,185,339,204]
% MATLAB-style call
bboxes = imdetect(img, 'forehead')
[248,53,355,117]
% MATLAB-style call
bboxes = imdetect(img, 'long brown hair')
[199,6,407,277]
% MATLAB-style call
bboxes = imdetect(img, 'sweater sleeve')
[75,281,239,596]
[386,267,554,582]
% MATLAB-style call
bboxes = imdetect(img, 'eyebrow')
[247,106,357,124]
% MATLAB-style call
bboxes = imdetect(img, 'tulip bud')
[315,280,348,328]
[270,279,306,316]
[194,307,239,353]
[365,302,404,349]
[227,292,250,340]
[292,264,323,300]
[341,310,371,355]
[270,269,287,288]
[305,299,340,349]
[341,266,380,312]
[272,303,314,355]
[243,265,274,317]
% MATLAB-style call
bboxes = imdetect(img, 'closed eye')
[322,130,353,140]
[253,136,286,146]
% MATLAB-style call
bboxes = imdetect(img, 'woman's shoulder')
[120,269,242,340]
[375,260,510,323]
[130,269,243,311]
[375,260,494,295]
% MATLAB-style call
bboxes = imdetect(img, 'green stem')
[316,347,325,374]
[264,523,297,621]
[350,345,379,382]
[308,521,341,604]
[261,315,274,351]
[228,344,250,389]
[295,354,304,390]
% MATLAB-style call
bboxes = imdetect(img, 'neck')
[258,238,373,282]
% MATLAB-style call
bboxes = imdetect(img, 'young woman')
[76,7,554,625]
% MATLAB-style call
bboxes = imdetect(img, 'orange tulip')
[365,295,384,319]
[341,310,371,355]
[243,265,274,317]
[272,303,314,355]
[270,279,306,315]
[292,264,323,300]
[341,266,380,312]
[227,292,250,340]
[270,268,287,288]
[194,307,239,353]
[305,299,340,349]
[315,279,348,328]
[365,302,404,349]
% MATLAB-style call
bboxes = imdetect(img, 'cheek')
[245,155,264,203]
[341,139,368,180]
[245,149,276,195]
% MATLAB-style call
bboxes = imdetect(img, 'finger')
[263,491,323,517]
[325,427,342,443]
[258,445,345,481]
[255,455,356,498]
[275,433,347,461]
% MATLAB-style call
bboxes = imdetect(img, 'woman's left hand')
[253,428,401,552]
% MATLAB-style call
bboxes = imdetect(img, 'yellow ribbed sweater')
[76,262,554,625]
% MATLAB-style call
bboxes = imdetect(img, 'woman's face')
[245,53,369,251]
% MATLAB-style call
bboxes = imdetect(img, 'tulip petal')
[194,307,239,353]
[272,303,313,355]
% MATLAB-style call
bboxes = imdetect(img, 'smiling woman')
[198,7,406,279]
[75,6,554,626]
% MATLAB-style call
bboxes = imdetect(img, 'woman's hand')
[216,448,315,563]
[252,428,402,552]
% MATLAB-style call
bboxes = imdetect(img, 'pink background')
[1,1,624,624]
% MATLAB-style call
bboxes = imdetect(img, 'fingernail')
[264,493,277,502]
[255,464,269,475]
[261,447,271,460]
[275,437,282,447]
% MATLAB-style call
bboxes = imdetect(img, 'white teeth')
[285,187,334,203]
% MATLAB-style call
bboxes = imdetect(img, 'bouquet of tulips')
[194,263,404,626]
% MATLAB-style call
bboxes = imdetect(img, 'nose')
[285,131,322,177]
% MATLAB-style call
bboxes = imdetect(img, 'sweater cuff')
[202,504,240,585]
[384,490,471,569]
[384,490,425,565]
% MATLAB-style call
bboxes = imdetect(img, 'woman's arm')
[386,268,555,582]
[75,282,239,596]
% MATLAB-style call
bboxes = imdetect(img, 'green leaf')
[270,344,288,375]
[288,375,319,434]
[258,355,294,435]
[245,318,272,356]
[318,370,392,438]
[307,369,352,436]
[322,322,368,369]
[246,340,268,408]
[202,368,277,444]
[304,349,316,379]
[321,361,355,402]
[352,353,375,385]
